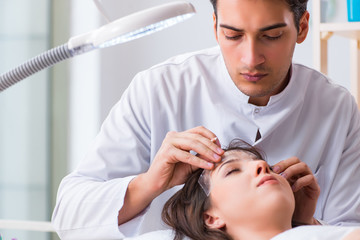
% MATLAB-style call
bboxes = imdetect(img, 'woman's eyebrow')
[216,157,266,173]
[216,159,242,173]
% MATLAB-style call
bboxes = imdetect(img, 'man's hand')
[272,157,320,225]
[145,126,224,195]
[118,126,223,225]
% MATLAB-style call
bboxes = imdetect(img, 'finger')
[196,137,222,161]
[211,137,222,148]
[197,137,222,162]
[187,126,223,152]
[187,126,217,139]
[172,132,223,162]
[272,157,300,174]
[163,132,220,164]
[171,147,215,170]
[291,174,320,195]
[281,161,311,181]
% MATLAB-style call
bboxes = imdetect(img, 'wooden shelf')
[313,1,360,106]
[319,22,360,40]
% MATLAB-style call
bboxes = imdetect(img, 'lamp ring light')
[0,1,196,92]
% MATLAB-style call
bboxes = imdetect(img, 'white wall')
[98,0,217,122]
[67,0,352,170]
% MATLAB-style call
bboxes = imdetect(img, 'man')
[52,0,360,239]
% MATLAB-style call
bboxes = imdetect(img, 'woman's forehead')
[221,150,259,163]
[211,150,260,173]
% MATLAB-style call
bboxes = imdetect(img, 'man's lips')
[241,73,268,82]
[257,175,278,187]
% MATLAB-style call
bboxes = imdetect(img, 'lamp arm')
[0,1,196,93]
[0,43,73,92]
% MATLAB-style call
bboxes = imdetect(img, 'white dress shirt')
[52,46,360,239]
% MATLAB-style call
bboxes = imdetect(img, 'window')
[0,0,52,239]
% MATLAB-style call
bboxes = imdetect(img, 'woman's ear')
[296,11,310,44]
[204,210,226,229]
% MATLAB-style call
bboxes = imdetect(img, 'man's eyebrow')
[219,24,244,32]
[259,23,287,32]
[219,23,287,32]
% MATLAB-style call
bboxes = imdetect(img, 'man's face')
[214,0,309,106]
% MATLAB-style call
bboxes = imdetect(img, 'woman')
[160,139,359,240]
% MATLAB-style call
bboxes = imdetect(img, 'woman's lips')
[257,175,278,187]
[241,73,268,82]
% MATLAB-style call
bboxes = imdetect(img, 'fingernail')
[272,166,280,173]
[207,162,214,168]
[216,147,223,155]
[213,153,221,161]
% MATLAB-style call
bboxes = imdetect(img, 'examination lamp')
[0,1,196,92]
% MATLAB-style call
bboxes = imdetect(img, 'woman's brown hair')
[161,139,264,240]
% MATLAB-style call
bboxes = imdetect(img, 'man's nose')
[240,39,265,69]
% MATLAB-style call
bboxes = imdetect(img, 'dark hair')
[161,139,264,240]
[209,0,308,32]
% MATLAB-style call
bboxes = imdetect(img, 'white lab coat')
[52,46,360,239]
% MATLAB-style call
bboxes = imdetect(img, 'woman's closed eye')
[225,168,241,176]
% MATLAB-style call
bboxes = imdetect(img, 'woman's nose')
[255,161,270,176]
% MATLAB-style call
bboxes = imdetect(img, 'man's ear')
[204,210,226,229]
[297,11,310,44]
[213,13,219,42]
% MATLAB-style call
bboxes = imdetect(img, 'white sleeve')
[52,73,154,239]
[322,98,360,226]
[52,174,147,239]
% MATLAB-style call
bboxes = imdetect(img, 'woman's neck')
[233,227,289,240]
[229,219,292,240]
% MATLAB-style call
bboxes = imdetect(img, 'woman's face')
[205,150,294,232]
